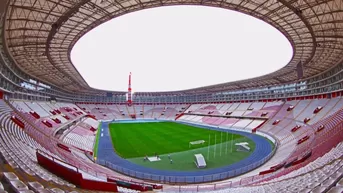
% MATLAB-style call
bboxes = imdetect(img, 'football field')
[106,121,256,171]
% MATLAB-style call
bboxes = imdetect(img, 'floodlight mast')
[127,72,132,106]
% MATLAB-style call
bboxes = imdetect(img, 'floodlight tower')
[127,72,132,106]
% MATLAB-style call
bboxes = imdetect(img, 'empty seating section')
[75,103,189,120]
[171,104,189,117]
[107,104,127,118]
[116,104,130,119]
[24,101,51,117]
[179,115,204,124]
[62,118,98,152]
[154,105,171,119]
[0,102,76,187]
[265,142,343,183]
[63,126,95,152]
[134,105,144,118]
[257,101,284,118]
[176,97,343,188]
[142,104,155,118]
[258,155,343,193]
[246,120,265,130]
[173,100,343,192]
[11,100,32,112]
[228,103,240,112]
[182,115,265,133]
[249,102,265,110]
[253,101,319,171]
[79,103,114,120]
[232,119,253,129]
[183,102,283,119]
[291,99,312,118]
[229,103,251,116]
[126,105,135,116]
[1,97,343,192]
[185,103,202,112]
[311,97,343,124]
[89,104,107,120]
[179,102,272,131]
[26,105,160,189]
[52,114,69,124]
[263,98,343,177]
[77,103,92,113]
[83,117,99,129]
[151,105,166,118]
[55,102,83,112]
[38,102,55,115]
[295,99,329,122]
[202,116,223,125]
[179,115,241,127]
[86,104,97,113]
[96,104,116,120]
[2,172,69,193]
[0,99,150,192]
[218,104,231,114]
[8,100,86,136]
[0,127,74,186]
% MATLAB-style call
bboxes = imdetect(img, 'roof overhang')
[3,0,343,93]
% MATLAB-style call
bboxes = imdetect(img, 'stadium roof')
[3,0,343,94]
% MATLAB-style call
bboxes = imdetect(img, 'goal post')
[189,140,206,148]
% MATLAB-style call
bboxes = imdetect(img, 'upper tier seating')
[184,101,283,118]
[76,103,189,120]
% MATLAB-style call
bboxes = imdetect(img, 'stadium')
[0,0,343,192]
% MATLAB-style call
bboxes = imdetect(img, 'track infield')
[108,121,256,171]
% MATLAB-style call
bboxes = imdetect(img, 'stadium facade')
[0,0,343,192]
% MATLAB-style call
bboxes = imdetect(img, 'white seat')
[9,180,29,192]
[18,190,35,193]
[310,186,328,193]
[327,186,343,193]
[49,188,65,193]
[35,189,51,193]
[337,178,343,186]
[3,172,19,181]
[321,178,336,186]
[28,182,44,193]
[299,188,312,193]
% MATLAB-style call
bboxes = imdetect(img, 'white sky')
[71,5,293,92]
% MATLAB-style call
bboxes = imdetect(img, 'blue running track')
[97,121,273,183]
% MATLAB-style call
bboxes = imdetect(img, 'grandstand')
[0,0,343,192]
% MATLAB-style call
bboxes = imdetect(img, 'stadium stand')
[1,95,343,192]
[1,0,343,191]
[76,103,189,121]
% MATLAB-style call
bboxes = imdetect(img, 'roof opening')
[71,5,293,92]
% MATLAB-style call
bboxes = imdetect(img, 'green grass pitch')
[93,122,101,158]
[108,121,256,171]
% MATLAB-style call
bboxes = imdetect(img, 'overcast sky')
[71,5,292,92]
